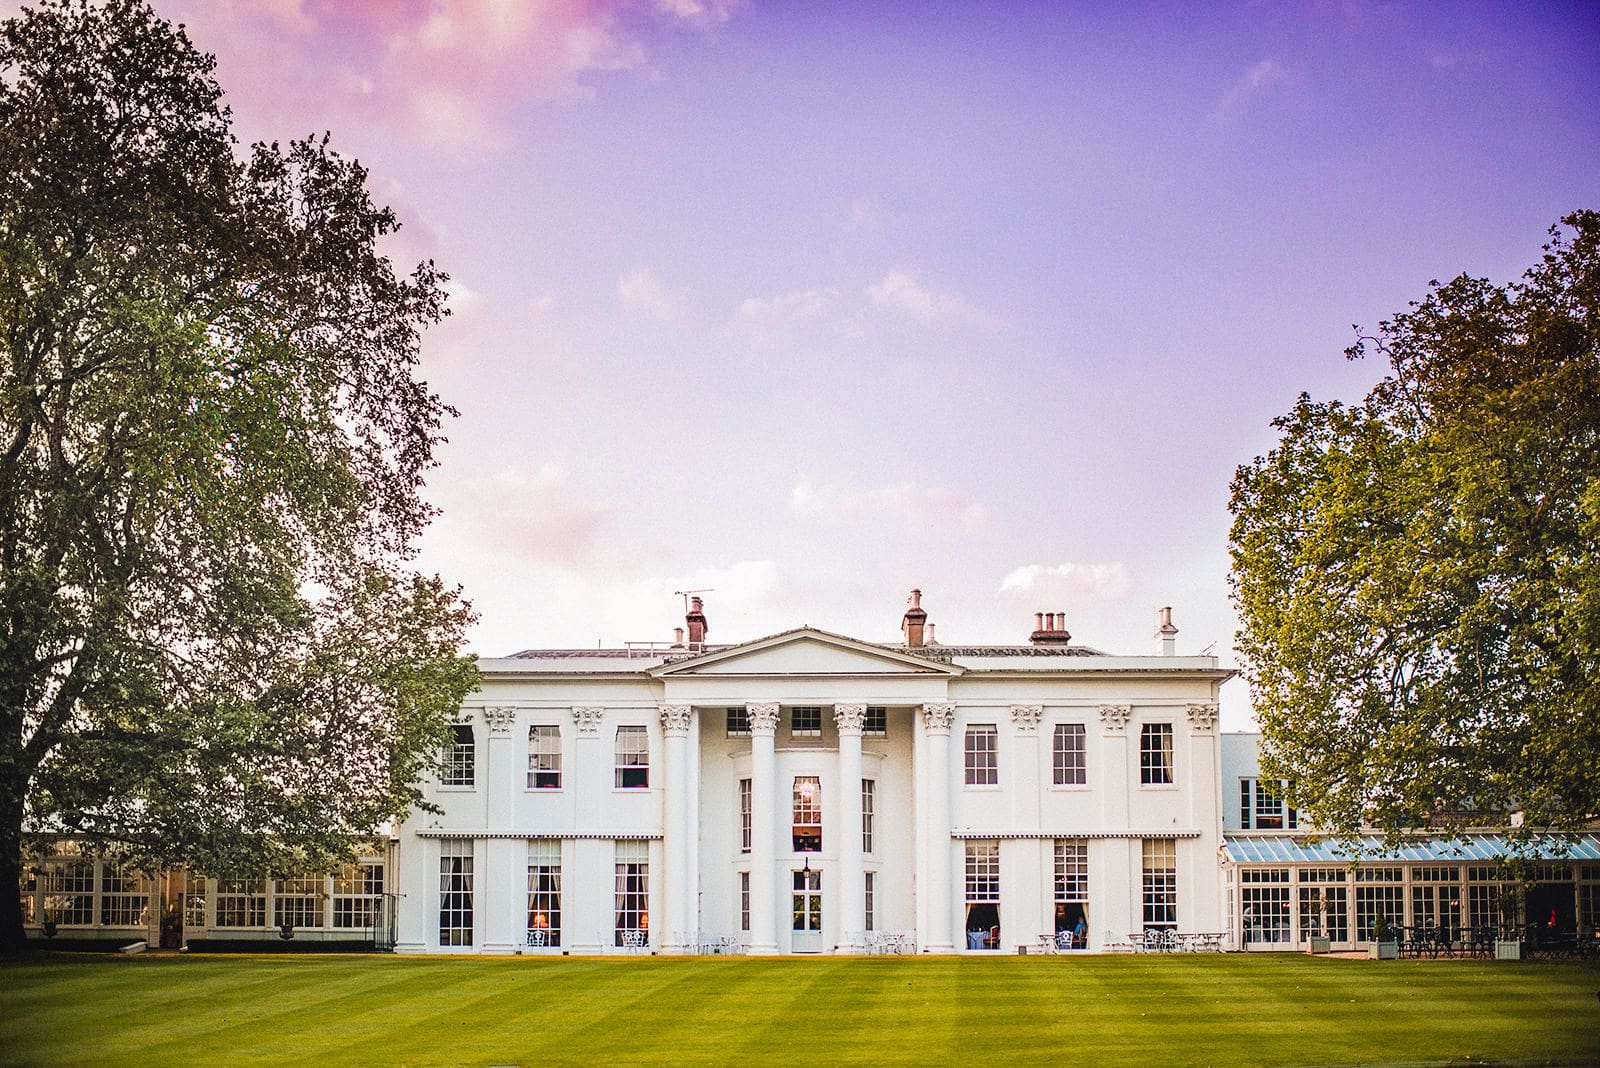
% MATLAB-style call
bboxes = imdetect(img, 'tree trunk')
[0,785,28,955]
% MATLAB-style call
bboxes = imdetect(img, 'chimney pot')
[686,596,708,646]
[925,622,937,645]
[902,588,928,647]
[1156,605,1178,655]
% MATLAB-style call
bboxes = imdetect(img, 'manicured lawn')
[2,952,1597,1066]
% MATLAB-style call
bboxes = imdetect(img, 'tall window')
[615,726,649,788]
[739,779,752,853]
[739,872,750,933]
[1140,723,1174,785]
[183,872,207,927]
[614,841,649,945]
[964,841,1001,948]
[333,862,384,928]
[1299,869,1349,943]
[214,878,266,928]
[1052,723,1086,785]
[275,875,324,929]
[964,724,998,785]
[864,871,876,932]
[1141,839,1177,929]
[527,839,561,947]
[528,725,562,789]
[864,706,887,736]
[1240,869,1291,944]
[1053,840,1088,938]
[861,779,876,853]
[792,869,822,933]
[726,706,750,736]
[43,844,94,925]
[1354,867,1403,943]
[439,838,474,946]
[443,723,476,786]
[791,706,822,736]
[99,863,150,926]
[1240,778,1296,829]
[792,776,822,851]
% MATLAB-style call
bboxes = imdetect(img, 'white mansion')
[394,593,1231,954]
[21,592,1600,953]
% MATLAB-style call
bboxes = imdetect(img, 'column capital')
[748,701,780,735]
[1009,705,1043,733]
[659,704,693,737]
[483,706,518,736]
[572,706,605,735]
[1098,703,1130,734]
[1185,702,1218,732]
[833,703,867,735]
[920,703,955,734]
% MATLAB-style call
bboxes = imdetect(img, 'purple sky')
[126,2,1600,727]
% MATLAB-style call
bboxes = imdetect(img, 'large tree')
[1229,211,1600,846]
[0,0,478,952]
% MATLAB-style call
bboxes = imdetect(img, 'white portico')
[392,594,1233,955]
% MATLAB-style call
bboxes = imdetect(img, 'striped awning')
[1224,832,1600,864]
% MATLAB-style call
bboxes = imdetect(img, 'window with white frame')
[864,706,887,736]
[1239,778,1296,829]
[183,872,207,927]
[215,877,266,927]
[862,779,876,853]
[964,724,998,786]
[739,778,752,853]
[790,706,822,736]
[792,776,822,852]
[739,871,750,933]
[1052,723,1086,785]
[19,863,36,926]
[964,841,1001,947]
[1140,723,1174,785]
[865,871,876,932]
[1298,868,1348,943]
[1354,867,1403,943]
[1240,869,1290,944]
[526,839,561,947]
[1053,840,1088,940]
[614,841,649,945]
[1410,866,1462,937]
[726,706,750,736]
[99,862,150,926]
[527,725,562,789]
[614,725,649,788]
[332,862,384,928]
[1141,839,1177,928]
[275,875,324,929]
[438,838,474,946]
[443,723,476,786]
[43,845,94,926]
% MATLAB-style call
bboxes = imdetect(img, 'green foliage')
[1230,211,1600,844]
[0,0,477,949]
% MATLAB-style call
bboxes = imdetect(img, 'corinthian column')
[747,702,781,954]
[660,704,692,953]
[919,702,956,953]
[834,703,866,952]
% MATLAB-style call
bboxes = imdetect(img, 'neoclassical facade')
[391,598,1234,954]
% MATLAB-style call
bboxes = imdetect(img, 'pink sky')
[142,1,1600,729]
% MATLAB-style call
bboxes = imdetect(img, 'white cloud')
[441,277,484,317]
[618,267,676,318]
[790,477,987,528]
[655,0,743,22]
[1212,58,1285,123]
[999,562,1131,601]
[448,463,612,566]
[867,269,1009,332]
[726,287,838,346]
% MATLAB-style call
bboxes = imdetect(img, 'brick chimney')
[1029,609,1071,645]
[1156,605,1178,656]
[686,596,708,647]
[901,588,928,647]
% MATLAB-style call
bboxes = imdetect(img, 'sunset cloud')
[867,269,1009,332]
[618,267,676,318]
[999,562,1131,601]
[790,477,987,528]
[1212,58,1285,123]
[158,0,735,155]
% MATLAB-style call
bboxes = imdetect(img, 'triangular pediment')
[651,628,963,677]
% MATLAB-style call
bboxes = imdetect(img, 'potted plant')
[1494,892,1523,960]
[1368,914,1398,959]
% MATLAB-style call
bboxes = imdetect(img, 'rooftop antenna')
[674,588,714,613]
